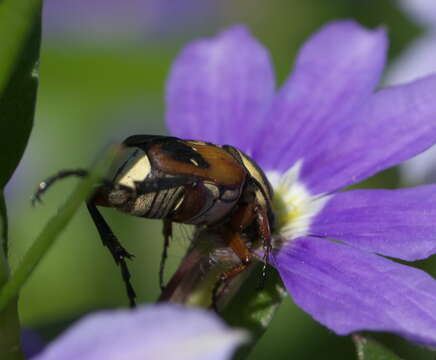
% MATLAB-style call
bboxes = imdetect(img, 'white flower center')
[267,161,331,245]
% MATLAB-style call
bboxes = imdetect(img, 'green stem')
[0,149,116,312]
[0,0,43,357]
[0,301,23,360]
[0,192,23,360]
[0,192,9,280]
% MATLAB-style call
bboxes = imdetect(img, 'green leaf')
[0,1,42,358]
[0,192,8,282]
[0,300,23,360]
[0,0,42,91]
[221,264,286,360]
[0,147,117,313]
[0,0,42,190]
[353,334,403,360]
[0,192,21,360]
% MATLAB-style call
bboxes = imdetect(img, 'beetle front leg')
[212,230,251,311]
[86,201,136,308]
[32,169,89,205]
[254,203,272,291]
[212,263,249,312]
[159,219,172,291]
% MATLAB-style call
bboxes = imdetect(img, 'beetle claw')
[31,181,49,207]
[31,193,43,207]
[124,252,135,260]
[114,246,134,262]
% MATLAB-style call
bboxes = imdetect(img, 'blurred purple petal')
[43,0,149,40]
[398,0,436,26]
[34,304,248,360]
[385,22,436,185]
[400,144,436,185]
[253,21,387,171]
[300,74,436,194]
[21,329,44,358]
[386,32,436,86]
[43,0,220,42]
[272,237,436,346]
[166,25,275,151]
[311,186,436,261]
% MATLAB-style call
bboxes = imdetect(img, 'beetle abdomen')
[136,186,184,218]
[112,185,184,218]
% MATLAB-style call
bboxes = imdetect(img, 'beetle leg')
[229,202,256,232]
[212,230,251,311]
[86,201,136,308]
[31,169,89,205]
[212,262,249,312]
[226,229,252,265]
[254,204,272,291]
[159,219,172,291]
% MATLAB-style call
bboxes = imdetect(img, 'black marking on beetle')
[134,175,196,195]
[124,135,209,169]
[165,187,184,217]
[145,187,161,218]
[161,140,210,168]
[123,134,175,148]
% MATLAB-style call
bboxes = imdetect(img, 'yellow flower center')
[267,162,331,242]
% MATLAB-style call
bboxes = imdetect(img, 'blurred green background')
[5,0,436,358]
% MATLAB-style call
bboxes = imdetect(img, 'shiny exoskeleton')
[32,135,274,308]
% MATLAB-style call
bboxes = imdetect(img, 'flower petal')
[398,0,436,26]
[400,144,436,185]
[385,32,436,185]
[165,25,275,152]
[386,32,436,86]
[253,21,387,171]
[310,186,436,261]
[300,74,436,194]
[34,304,248,360]
[272,237,436,346]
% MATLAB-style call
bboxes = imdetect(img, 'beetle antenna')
[31,169,89,206]
[87,201,136,307]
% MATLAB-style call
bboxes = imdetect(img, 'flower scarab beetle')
[33,135,275,308]
[29,21,436,349]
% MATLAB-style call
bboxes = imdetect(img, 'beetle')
[32,135,275,308]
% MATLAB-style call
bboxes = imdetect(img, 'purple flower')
[386,0,436,184]
[33,304,247,360]
[397,0,436,26]
[165,21,436,346]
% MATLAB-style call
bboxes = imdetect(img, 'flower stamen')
[268,162,331,245]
